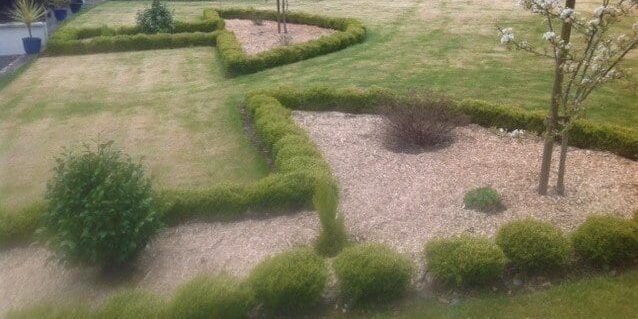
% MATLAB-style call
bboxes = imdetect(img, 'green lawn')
[336,269,638,319]
[0,48,268,212]
[67,0,638,129]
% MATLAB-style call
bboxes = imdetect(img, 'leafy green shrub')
[313,180,347,256]
[334,243,413,304]
[464,187,503,213]
[41,142,163,268]
[425,235,506,287]
[95,290,166,319]
[496,219,572,272]
[5,304,91,319]
[168,275,253,319]
[249,247,328,313]
[380,92,468,149]
[136,0,175,34]
[572,215,638,266]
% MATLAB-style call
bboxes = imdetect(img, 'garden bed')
[224,19,335,55]
[0,212,319,315]
[293,111,638,260]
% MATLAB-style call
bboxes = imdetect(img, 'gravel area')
[293,111,638,261]
[224,19,335,55]
[0,212,319,315]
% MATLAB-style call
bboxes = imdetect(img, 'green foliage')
[41,141,163,268]
[47,9,223,56]
[0,202,45,247]
[464,187,503,213]
[168,275,253,319]
[572,215,638,266]
[248,248,328,313]
[334,243,414,304]
[496,219,572,272]
[425,235,507,287]
[313,180,347,256]
[136,0,175,34]
[216,8,366,75]
[5,304,91,319]
[95,290,167,319]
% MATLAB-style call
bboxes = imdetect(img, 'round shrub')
[136,0,175,34]
[425,235,506,287]
[168,275,253,319]
[95,290,166,319]
[248,247,328,313]
[464,187,503,213]
[496,219,572,272]
[42,142,163,268]
[572,215,638,266]
[333,243,414,304]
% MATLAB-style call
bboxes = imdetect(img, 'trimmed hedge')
[95,290,167,319]
[425,235,507,287]
[46,9,224,55]
[168,275,253,319]
[216,8,366,75]
[0,203,45,248]
[257,86,638,159]
[496,219,572,272]
[248,248,328,313]
[572,215,638,266]
[334,243,414,304]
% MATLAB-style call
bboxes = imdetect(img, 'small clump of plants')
[464,186,503,213]
[40,141,163,269]
[136,0,175,34]
[379,91,468,152]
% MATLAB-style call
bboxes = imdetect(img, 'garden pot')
[70,2,83,13]
[54,8,68,21]
[22,37,42,55]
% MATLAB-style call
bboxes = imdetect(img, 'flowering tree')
[498,0,638,195]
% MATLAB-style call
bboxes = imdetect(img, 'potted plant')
[69,0,82,13]
[10,0,47,54]
[51,0,69,21]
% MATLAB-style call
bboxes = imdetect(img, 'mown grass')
[70,0,638,128]
[0,48,269,212]
[335,269,638,319]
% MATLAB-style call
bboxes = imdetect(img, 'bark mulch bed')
[293,111,638,261]
[224,19,335,55]
[0,212,319,315]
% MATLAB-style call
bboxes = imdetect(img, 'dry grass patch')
[0,48,268,212]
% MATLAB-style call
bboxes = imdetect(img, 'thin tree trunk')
[276,0,281,33]
[538,0,576,195]
[283,0,288,34]
[556,127,569,195]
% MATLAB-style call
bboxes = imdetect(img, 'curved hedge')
[572,215,638,266]
[216,8,366,75]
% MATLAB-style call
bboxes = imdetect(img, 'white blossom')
[633,22,638,32]
[500,28,514,44]
[543,31,557,41]
[560,8,575,22]
[594,6,605,17]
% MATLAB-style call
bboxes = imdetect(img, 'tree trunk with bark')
[276,0,282,33]
[538,0,576,195]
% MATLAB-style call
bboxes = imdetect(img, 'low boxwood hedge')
[248,247,328,313]
[215,8,366,75]
[425,235,507,287]
[334,243,414,304]
[46,9,224,56]
[572,215,638,266]
[496,219,572,272]
[94,289,167,319]
[168,275,253,319]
